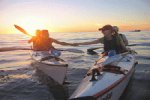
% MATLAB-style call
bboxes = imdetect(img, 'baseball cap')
[99,25,113,31]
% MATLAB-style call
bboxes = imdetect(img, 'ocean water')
[0,31,150,100]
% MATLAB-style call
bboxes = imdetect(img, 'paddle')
[87,47,102,51]
[0,47,31,52]
[0,46,84,53]
[14,24,84,53]
[14,24,32,37]
[59,48,84,53]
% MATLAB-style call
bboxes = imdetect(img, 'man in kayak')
[113,26,128,46]
[28,29,76,56]
[73,25,127,55]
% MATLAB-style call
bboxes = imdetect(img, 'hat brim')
[98,28,102,31]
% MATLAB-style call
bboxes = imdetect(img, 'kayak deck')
[70,53,137,100]
[30,51,68,85]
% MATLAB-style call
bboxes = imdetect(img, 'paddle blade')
[87,47,102,51]
[87,47,102,55]
[14,24,32,36]
[0,47,32,52]
[65,48,84,53]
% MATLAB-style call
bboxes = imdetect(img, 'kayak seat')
[40,55,65,62]
[40,56,55,61]
[54,57,65,62]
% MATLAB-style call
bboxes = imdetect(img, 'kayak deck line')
[34,60,68,67]
[93,63,137,98]
[30,51,68,66]
[87,64,129,82]
[39,56,68,67]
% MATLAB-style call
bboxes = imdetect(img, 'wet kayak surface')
[0,31,150,100]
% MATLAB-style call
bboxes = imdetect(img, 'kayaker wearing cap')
[74,25,127,55]
[113,26,128,46]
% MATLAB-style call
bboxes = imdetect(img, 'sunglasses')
[102,29,110,32]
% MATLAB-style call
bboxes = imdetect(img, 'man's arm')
[53,39,76,46]
[74,38,104,45]
[28,37,34,43]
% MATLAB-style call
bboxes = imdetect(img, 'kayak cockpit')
[87,64,128,81]
[86,53,135,81]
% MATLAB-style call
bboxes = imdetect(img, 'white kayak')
[69,52,138,100]
[30,51,68,85]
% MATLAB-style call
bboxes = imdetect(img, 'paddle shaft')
[87,44,138,51]
[0,47,32,52]
[0,46,84,53]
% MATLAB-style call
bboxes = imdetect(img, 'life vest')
[119,34,124,41]
[33,37,54,51]
[119,34,128,46]
[104,35,124,54]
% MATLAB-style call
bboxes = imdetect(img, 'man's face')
[102,29,112,37]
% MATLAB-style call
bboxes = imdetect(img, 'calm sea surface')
[0,31,150,100]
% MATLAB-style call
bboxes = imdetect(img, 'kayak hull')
[70,53,137,100]
[30,51,68,85]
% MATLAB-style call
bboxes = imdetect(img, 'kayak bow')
[30,51,68,85]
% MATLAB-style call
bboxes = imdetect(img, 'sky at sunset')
[0,0,150,34]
